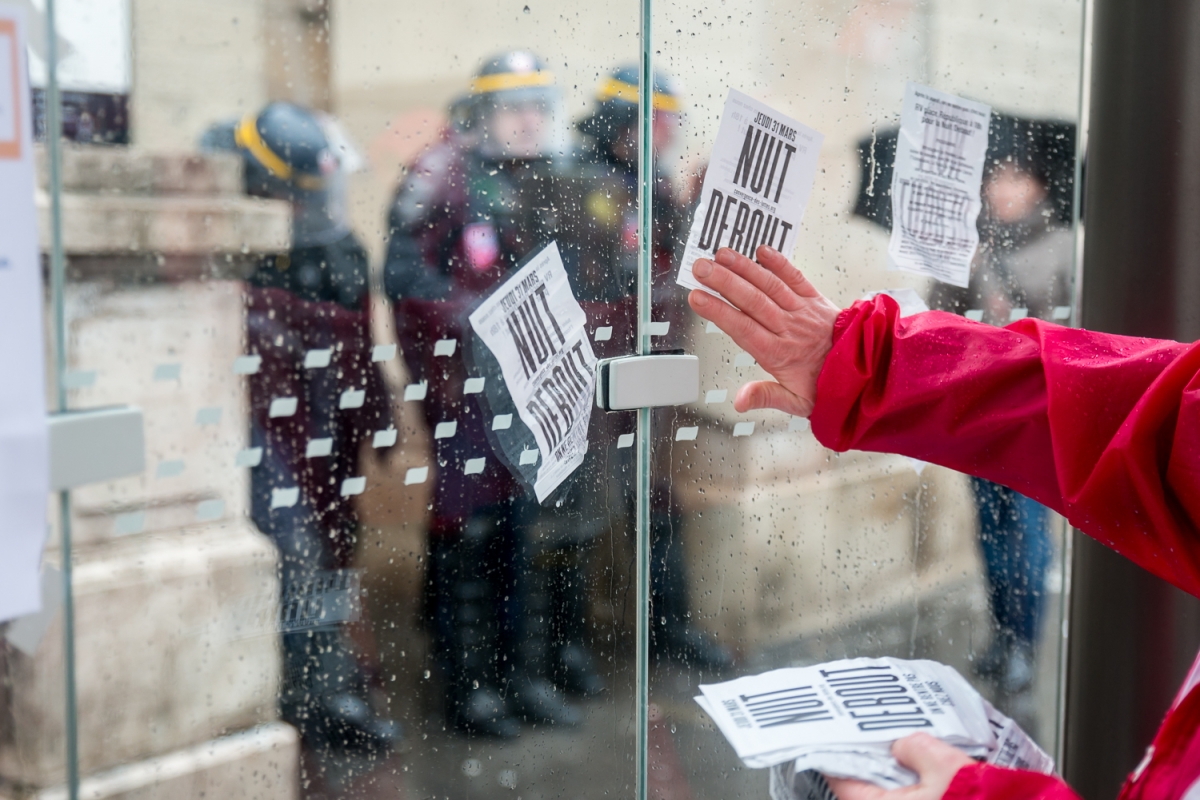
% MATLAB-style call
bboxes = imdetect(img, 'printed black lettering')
[734,127,761,189]
[506,315,538,380]
[534,284,566,345]
[857,717,934,732]
[750,135,777,194]
[745,209,765,254]
[697,189,724,250]
[728,202,751,253]
[776,220,794,251]
[844,696,917,709]
[835,685,908,697]
[773,144,797,203]
[714,195,740,252]
[517,303,550,363]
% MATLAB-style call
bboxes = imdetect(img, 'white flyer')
[887,83,991,288]
[677,89,823,294]
[469,242,596,502]
[0,4,49,625]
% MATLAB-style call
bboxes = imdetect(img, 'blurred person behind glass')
[199,102,402,756]
[928,117,1075,696]
[381,50,586,739]
[568,64,733,672]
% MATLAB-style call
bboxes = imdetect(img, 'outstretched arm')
[688,246,1200,598]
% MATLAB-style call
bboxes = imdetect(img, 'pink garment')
[809,295,1200,799]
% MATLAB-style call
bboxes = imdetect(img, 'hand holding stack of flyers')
[694,657,1054,800]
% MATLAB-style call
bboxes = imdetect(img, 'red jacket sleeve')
[945,764,1081,800]
[809,295,1200,598]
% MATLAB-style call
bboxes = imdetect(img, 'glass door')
[646,1,1084,797]
[6,1,1086,799]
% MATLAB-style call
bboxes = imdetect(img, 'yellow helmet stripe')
[470,70,555,95]
[234,113,293,181]
[595,76,681,113]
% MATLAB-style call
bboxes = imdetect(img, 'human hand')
[687,246,841,418]
[825,733,975,800]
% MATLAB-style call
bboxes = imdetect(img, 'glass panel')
[650,1,1083,796]
[13,2,647,798]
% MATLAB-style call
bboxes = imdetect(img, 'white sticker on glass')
[676,426,699,442]
[434,420,458,439]
[269,397,298,417]
[463,377,486,394]
[306,438,333,458]
[434,338,457,357]
[734,352,756,367]
[373,428,398,448]
[519,448,539,465]
[617,433,635,448]
[156,460,185,478]
[647,321,670,336]
[732,421,755,437]
[404,466,429,485]
[788,416,810,432]
[339,389,365,409]
[304,348,332,369]
[235,447,263,467]
[195,407,222,426]
[271,487,300,509]
[113,511,145,536]
[341,477,367,497]
[492,414,513,430]
[594,326,613,342]
[233,355,261,375]
[1008,307,1029,322]
[196,499,224,522]
[965,309,984,322]
[464,457,486,475]
[403,381,428,401]
[705,321,721,334]
[1053,306,1071,321]
[372,344,397,362]
[705,389,728,404]
[153,363,181,381]
[63,370,96,389]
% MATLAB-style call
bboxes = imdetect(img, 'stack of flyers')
[694,657,1054,796]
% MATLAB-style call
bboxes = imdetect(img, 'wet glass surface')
[8,1,1084,798]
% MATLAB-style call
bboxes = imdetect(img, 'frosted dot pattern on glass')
[433,338,457,357]
[269,397,298,418]
[304,348,332,369]
[235,447,263,468]
[232,355,261,375]
[306,438,333,458]
[339,389,365,409]
[270,487,300,510]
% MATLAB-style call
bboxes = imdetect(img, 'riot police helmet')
[577,64,682,153]
[464,50,565,160]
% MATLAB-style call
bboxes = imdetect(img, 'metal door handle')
[594,354,699,412]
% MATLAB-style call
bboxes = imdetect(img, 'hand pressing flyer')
[887,82,991,288]
[469,242,597,502]
[677,89,823,295]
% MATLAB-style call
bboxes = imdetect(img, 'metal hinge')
[594,354,699,412]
